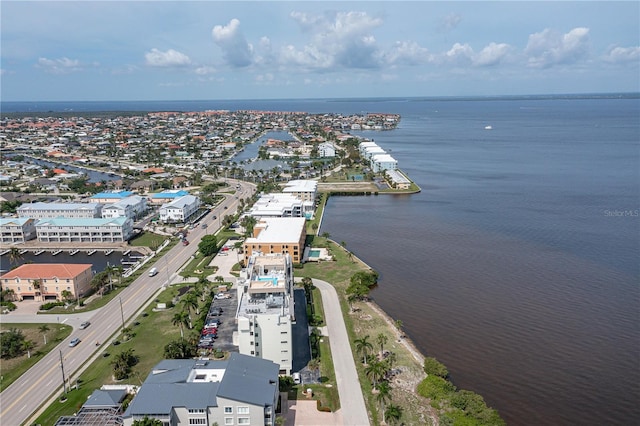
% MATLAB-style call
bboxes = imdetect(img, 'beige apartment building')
[0,263,93,301]
[243,217,306,264]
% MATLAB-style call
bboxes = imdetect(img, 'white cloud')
[36,57,82,74]
[473,42,511,67]
[384,41,431,66]
[439,13,462,33]
[194,66,216,75]
[145,48,191,67]
[602,46,640,64]
[443,43,474,65]
[211,18,253,68]
[525,27,590,68]
[286,11,384,70]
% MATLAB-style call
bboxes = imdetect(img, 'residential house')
[150,189,189,205]
[247,193,313,219]
[102,195,148,220]
[281,180,317,203]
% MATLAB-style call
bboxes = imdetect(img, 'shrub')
[0,301,16,311]
[39,301,65,311]
[423,356,449,378]
[316,399,332,412]
[417,375,456,402]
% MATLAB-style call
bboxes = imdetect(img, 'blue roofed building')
[150,190,190,204]
[35,217,134,242]
[0,217,37,244]
[123,353,279,426]
[90,190,134,203]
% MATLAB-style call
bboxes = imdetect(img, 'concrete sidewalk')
[312,278,370,426]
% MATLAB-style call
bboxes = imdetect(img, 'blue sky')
[1,1,638,101]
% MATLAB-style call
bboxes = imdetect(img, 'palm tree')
[32,279,42,301]
[182,292,199,317]
[8,247,23,268]
[385,351,397,370]
[307,358,321,377]
[365,360,388,390]
[172,311,190,339]
[377,333,388,358]
[385,404,402,425]
[394,319,404,340]
[22,340,35,358]
[347,293,358,312]
[354,335,373,365]
[376,381,392,424]
[39,324,50,345]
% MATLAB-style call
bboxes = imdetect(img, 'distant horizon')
[3,91,639,105]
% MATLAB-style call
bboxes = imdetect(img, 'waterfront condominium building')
[123,353,279,426]
[35,217,134,242]
[371,153,398,172]
[243,217,306,264]
[0,217,37,244]
[0,263,93,301]
[236,253,295,375]
[149,189,190,205]
[158,194,200,223]
[17,202,103,220]
[247,193,314,219]
[281,179,318,203]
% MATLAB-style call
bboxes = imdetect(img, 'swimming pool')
[309,249,321,257]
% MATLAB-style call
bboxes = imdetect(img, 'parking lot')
[198,290,238,354]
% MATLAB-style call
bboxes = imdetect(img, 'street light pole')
[119,297,125,333]
[59,350,67,394]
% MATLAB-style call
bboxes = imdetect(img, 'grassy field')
[0,323,73,392]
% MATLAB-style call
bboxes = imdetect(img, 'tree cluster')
[197,235,218,256]
[1,328,29,359]
[111,348,138,380]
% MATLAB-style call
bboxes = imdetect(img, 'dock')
[70,250,79,256]
[88,250,96,256]
[52,250,61,256]
[35,250,44,256]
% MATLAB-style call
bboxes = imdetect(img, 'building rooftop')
[238,254,293,316]
[0,263,92,280]
[91,190,133,199]
[123,353,278,417]
[282,179,318,193]
[151,190,189,199]
[246,217,305,244]
[161,194,198,209]
[0,217,33,226]
[17,202,102,212]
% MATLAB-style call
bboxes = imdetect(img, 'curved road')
[313,278,370,426]
[0,180,255,426]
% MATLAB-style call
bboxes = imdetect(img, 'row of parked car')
[198,298,225,349]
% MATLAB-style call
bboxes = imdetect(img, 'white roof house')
[159,194,200,223]
[248,193,313,219]
[282,179,318,203]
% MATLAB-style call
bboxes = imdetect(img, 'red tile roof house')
[0,264,93,302]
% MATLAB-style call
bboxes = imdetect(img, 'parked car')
[69,338,81,347]
[79,321,90,329]
[293,372,301,384]
[201,223,208,229]
[182,240,189,246]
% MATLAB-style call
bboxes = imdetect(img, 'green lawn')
[0,323,73,392]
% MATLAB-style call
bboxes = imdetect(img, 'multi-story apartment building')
[101,195,148,220]
[17,202,103,220]
[158,195,200,223]
[247,193,313,219]
[281,179,318,203]
[123,353,279,426]
[0,263,93,301]
[236,253,295,375]
[0,217,37,244]
[35,217,134,242]
[371,153,398,172]
[243,217,306,264]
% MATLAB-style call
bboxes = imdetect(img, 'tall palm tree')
[32,279,42,301]
[365,360,388,390]
[385,404,402,425]
[376,381,392,424]
[39,324,50,345]
[182,292,199,317]
[377,333,388,358]
[354,335,373,365]
[172,311,190,339]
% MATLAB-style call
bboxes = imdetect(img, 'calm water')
[321,97,639,425]
[4,95,639,424]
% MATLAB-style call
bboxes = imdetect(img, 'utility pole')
[59,350,67,394]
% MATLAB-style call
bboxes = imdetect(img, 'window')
[224,407,233,414]
[189,419,206,425]
[224,418,234,425]
[237,407,249,415]
[188,408,205,414]
[237,418,250,425]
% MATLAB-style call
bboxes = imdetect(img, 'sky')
[1,1,639,101]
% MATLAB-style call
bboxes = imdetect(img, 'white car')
[69,338,81,347]
[79,321,90,329]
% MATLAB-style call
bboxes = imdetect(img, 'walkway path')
[312,278,370,426]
